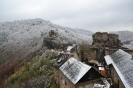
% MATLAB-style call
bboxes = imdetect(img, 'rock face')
[43,38,68,49]
[92,32,122,48]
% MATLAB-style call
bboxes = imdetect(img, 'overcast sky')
[0,0,133,32]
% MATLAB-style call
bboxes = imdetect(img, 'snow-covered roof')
[99,67,105,70]
[53,54,67,68]
[67,46,73,51]
[67,44,77,52]
[104,49,133,88]
[92,84,104,88]
[59,57,91,84]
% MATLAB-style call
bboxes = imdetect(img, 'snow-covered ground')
[0,18,93,52]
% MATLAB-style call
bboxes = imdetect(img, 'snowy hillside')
[111,31,133,50]
[0,18,93,63]
[0,18,92,46]
[65,27,93,36]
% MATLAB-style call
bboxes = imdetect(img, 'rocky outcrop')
[43,30,71,49]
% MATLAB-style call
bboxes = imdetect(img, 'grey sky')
[0,0,133,32]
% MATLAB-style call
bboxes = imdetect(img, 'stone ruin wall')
[92,32,122,48]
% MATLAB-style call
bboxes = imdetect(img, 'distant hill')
[0,18,93,62]
[65,27,93,36]
[111,31,133,50]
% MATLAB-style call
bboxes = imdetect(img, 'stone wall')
[102,32,108,42]
[92,32,122,48]
[92,32,123,63]
[109,66,125,88]
[54,68,60,84]
[58,71,75,88]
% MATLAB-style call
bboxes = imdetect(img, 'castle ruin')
[92,32,122,48]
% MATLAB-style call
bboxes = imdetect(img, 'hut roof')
[104,49,133,88]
